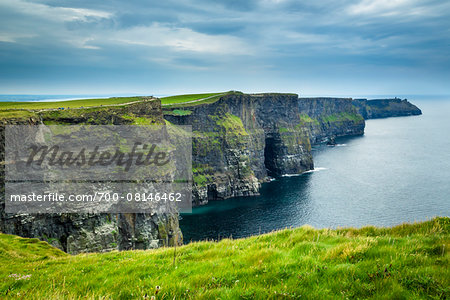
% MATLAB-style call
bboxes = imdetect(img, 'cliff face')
[352,98,422,119]
[298,98,365,144]
[165,93,311,205]
[0,99,182,254]
[164,93,365,205]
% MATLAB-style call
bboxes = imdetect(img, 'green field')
[0,93,228,114]
[0,97,144,110]
[0,91,233,122]
[160,93,224,106]
[162,91,245,107]
[0,217,448,299]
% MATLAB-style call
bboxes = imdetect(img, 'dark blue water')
[180,98,450,242]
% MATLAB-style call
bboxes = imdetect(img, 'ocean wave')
[282,167,327,176]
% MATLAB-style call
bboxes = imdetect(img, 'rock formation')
[352,98,422,119]
[0,92,422,253]
[0,98,182,254]
[164,94,365,205]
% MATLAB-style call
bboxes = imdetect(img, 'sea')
[180,96,450,242]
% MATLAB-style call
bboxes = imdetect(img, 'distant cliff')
[164,93,365,205]
[352,98,422,119]
[298,98,365,144]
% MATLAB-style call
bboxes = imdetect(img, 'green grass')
[161,93,224,105]
[0,93,227,117]
[0,109,38,120]
[162,91,244,107]
[0,97,144,110]
[0,217,448,299]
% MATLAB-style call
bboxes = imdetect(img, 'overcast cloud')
[0,0,449,95]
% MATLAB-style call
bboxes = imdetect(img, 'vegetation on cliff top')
[0,97,151,122]
[0,109,37,120]
[0,93,223,112]
[160,93,224,105]
[0,92,230,120]
[1,217,448,299]
[162,91,243,107]
[0,97,144,110]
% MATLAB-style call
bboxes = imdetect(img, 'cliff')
[0,98,182,254]
[352,98,422,119]
[0,93,422,253]
[298,97,365,144]
[164,93,365,205]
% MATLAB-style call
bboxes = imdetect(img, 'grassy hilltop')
[0,93,228,120]
[1,218,448,299]
[0,93,226,110]
[0,97,144,110]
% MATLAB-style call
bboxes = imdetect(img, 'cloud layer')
[0,0,449,95]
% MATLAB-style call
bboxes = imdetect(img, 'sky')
[0,0,449,96]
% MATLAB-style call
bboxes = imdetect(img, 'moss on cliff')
[192,164,215,187]
[298,113,320,126]
[163,109,193,116]
[121,115,155,125]
[320,112,364,123]
[192,131,222,157]
[189,112,256,191]
[215,113,249,136]
[278,126,312,154]
[298,112,363,127]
